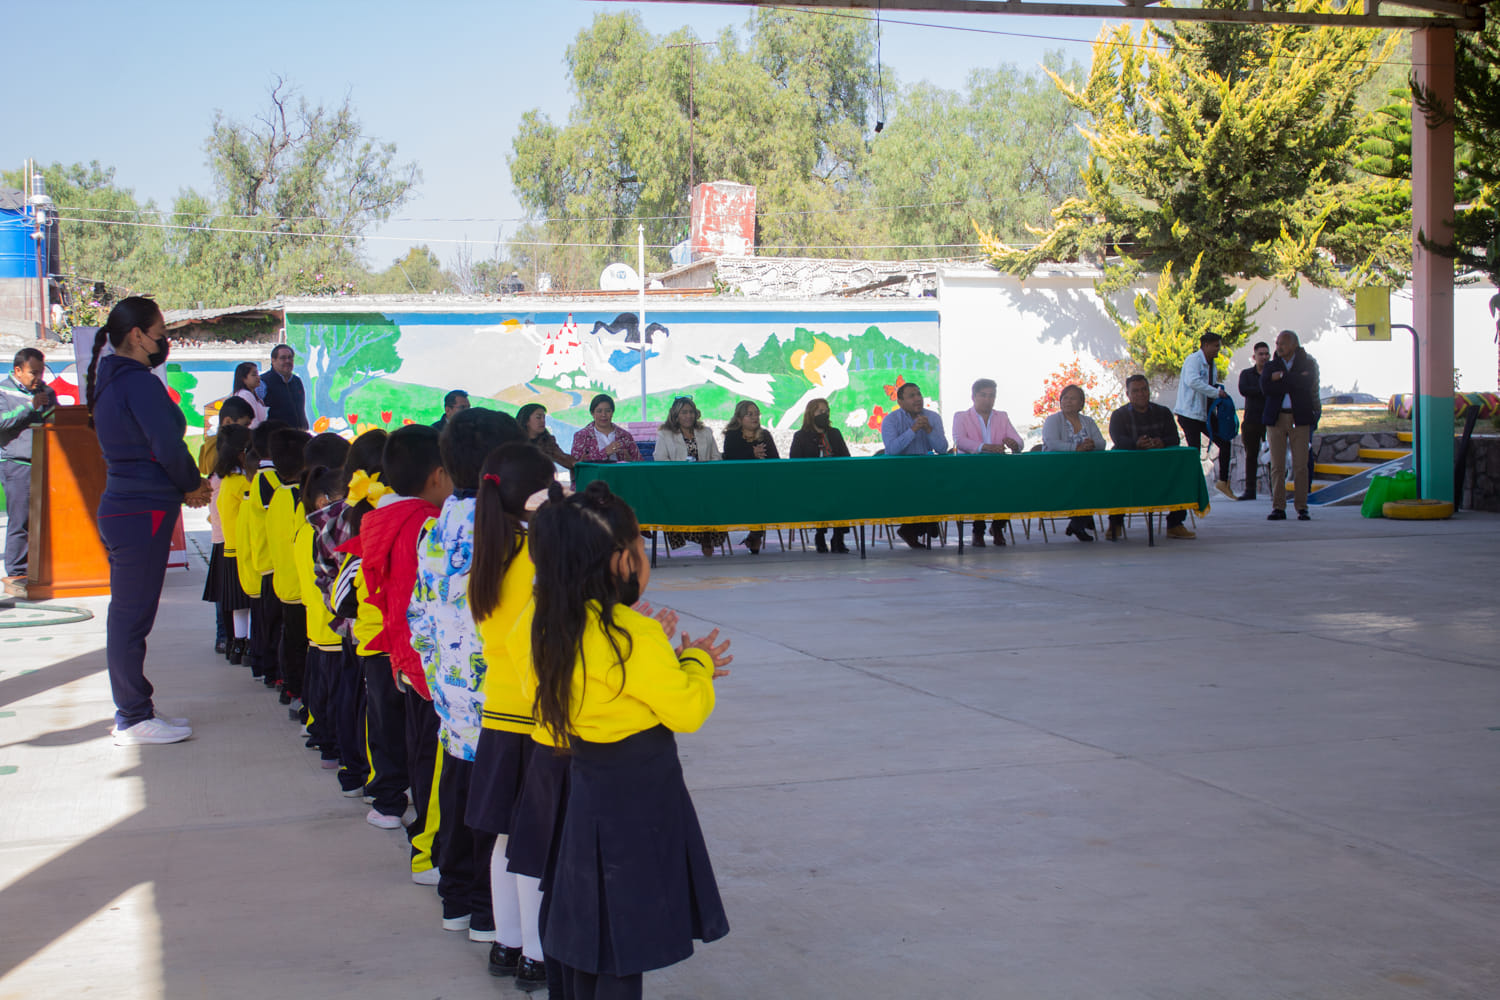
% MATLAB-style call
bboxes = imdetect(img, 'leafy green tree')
[191,79,420,304]
[3,162,168,311]
[868,55,1089,256]
[981,1,1398,377]
[509,10,877,287]
[365,246,453,294]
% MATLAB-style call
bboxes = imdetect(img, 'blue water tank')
[0,209,39,278]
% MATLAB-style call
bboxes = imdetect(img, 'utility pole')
[664,39,715,200]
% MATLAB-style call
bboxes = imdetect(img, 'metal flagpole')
[638,225,648,421]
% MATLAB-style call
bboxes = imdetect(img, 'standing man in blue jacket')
[1261,330,1321,521]
[260,344,308,429]
[1,348,57,591]
[1173,332,1236,501]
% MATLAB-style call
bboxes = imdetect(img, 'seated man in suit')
[881,381,948,549]
[951,377,1022,547]
[1106,374,1194,541]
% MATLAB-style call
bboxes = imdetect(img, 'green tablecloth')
[576,450,1211,531]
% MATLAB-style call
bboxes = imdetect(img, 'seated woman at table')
[788,397,850,554]
[654,396,727,557]
[569,393,642,466]
[1040,383,1106,542]
[517,402,577,472]
[723,399,779,554]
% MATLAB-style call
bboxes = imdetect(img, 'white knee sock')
[491,835,523,950]
[232,609,250,638]
[517,872,544,961]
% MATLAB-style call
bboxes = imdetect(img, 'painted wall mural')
[252,304,942,446]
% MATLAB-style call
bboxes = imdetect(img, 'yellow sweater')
[244,466,281,578]
[233,479,261,599]
[266,486,302,603]
[295,520,341,650]
[216,472,249,557]
[348,554,384,655]
[475,541,538,736]
[505,599,716,746]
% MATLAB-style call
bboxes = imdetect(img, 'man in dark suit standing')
[260,344,308,429]
[1236,341,1270,500]
[1261,330,1321,521]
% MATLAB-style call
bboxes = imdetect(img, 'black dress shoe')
[1268,509,1287,520]
[895,525,925,549]
[1297,509,1311,521]
[514,956,547,991]
[1065,523,1095,542]
[1237,494,1257,502]
[815,535,828,553]
[227,639,245,665]
[214,639,227,655]
[488,944,521,977]
[830,536,850,553]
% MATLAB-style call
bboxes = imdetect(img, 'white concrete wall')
[938,265,1499,432]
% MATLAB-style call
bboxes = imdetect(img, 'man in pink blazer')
[951,378,1023,547]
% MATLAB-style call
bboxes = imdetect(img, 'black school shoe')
[1297,509,1311,521]
[1268,509,1287,521]
[514,957,547,992]
[488,945,521,977]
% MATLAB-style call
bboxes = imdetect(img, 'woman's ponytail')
[85,296,163,426]
[84,326,109,422]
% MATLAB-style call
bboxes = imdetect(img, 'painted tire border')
[1382,499,1455,520]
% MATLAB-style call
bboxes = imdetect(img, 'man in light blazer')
[951,378,1022,546]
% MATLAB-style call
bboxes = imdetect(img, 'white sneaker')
[114,718,192,746]
[412,867,441,886]
[365,808,403,830]
[112,715,189,735]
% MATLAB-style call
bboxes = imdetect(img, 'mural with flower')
[274,305,939,446]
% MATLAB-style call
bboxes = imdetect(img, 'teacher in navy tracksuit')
[85,297,213,747]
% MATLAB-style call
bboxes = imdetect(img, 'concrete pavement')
[1,500,1498,998]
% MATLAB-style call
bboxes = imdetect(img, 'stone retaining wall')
[1219,431,1500,510]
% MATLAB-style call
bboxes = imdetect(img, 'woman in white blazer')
[653,396,726,556]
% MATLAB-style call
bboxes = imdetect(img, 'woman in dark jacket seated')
[722,400,779,554]
[788,397,850,553]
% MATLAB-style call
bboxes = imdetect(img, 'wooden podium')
[26,406,111,600]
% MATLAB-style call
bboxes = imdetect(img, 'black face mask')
[813,413,830,430]
[145,334,170,369]
[617,566,642,608]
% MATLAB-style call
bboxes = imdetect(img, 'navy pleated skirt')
[542,725,729,977]
[201,542,224,602]
[206,546,252,611]
[505,741,569,881]
[466,728,532,836]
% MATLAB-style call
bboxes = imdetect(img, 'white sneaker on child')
[412,868,441,886]
[365,808,403,830]
[114,718,192,746]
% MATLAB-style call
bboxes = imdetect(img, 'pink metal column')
[1411,26,1456,501]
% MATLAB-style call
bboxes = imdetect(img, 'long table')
[576,449,1212,558]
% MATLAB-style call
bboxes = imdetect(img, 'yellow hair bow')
[347,470,392,506]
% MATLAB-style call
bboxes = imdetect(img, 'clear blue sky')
[11,1,1105,267]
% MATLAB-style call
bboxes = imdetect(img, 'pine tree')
[979,0,1398,377]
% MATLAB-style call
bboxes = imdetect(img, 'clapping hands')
[635,601,733,678]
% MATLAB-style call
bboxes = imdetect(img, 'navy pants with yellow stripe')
[362,653,408,818]
[405,688,444,876]
[328,640,368,793]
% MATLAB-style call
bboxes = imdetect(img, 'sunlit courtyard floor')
[2,498,1498,999]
